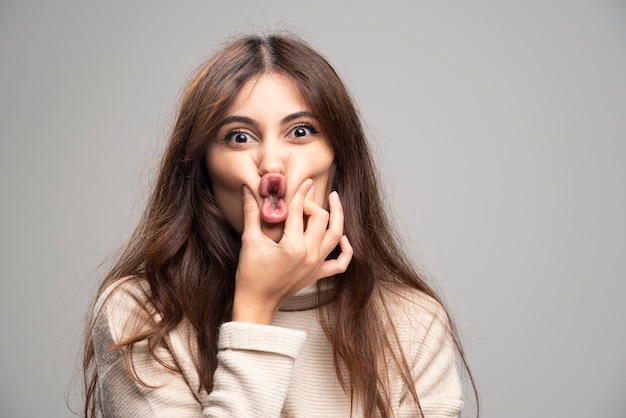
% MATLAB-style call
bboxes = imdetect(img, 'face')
[206,73,334,242]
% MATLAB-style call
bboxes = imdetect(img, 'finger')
[318,235,353,278]
[284,179,313,237]
[305,183,315,204]
[241,184,262,239]
[320,191,345,255]
[303,197,330,246]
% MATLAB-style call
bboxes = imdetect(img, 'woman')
[83,33,477,417]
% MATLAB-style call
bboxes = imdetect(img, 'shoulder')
[375,282,457,360]
[378,283,450,332]
[90,278,210,411]
[91,277,203,387]
[94,276,152,311]
[91,276,159,350]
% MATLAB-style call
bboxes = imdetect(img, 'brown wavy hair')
[83,33,478,417]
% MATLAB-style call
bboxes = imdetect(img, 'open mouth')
[259,173,288,223]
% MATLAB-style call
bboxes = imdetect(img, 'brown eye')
[289,124,318,139]
[224,131,254,144]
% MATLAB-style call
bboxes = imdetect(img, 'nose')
[257,138,287,175]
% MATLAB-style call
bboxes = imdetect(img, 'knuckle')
[286,241,305,258]
[304,251,318,266]
[327,229,342,243]
[242,202,257,215]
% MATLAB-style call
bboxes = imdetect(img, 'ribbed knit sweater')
[92,278,464,417]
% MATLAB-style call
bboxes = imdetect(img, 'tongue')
[261,195,288,223]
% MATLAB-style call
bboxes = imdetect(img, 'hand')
[232,179,353,324]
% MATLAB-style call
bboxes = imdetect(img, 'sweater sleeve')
[203,322,306,417]
[91,279,306,418]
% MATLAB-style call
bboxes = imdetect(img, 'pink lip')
[259,173,287,197]
[258,173,288,224]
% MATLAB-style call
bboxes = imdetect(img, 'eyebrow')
[282,111,316,124]
[217,111,317,130]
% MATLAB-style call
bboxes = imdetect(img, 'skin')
[206,73,353,324]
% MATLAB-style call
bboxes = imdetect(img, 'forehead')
[226,73,310,117]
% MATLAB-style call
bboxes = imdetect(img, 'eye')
[223,131,255,144]
[288,124,318,139]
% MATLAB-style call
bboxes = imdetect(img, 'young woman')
[83,33,477,417]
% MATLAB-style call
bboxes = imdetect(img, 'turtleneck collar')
[279,277,337,312]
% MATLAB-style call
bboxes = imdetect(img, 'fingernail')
[242,185,251,196]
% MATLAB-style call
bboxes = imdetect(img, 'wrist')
[231,294,278,325]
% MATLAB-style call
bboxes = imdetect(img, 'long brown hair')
[83,33,478,417]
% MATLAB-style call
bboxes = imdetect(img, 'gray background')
[1,1,625,417]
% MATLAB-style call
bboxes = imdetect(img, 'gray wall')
[1,1,625,417]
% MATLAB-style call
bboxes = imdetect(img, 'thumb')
[241,185,261,236]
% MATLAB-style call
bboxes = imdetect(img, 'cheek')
[305,149,335,207]
[210,165,243,191]
[206,154,247,231]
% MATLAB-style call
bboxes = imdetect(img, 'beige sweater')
[92,278,464,417]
